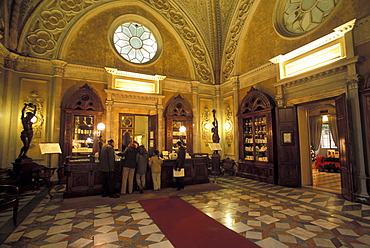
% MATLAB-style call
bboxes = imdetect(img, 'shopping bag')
[173,168,185,177]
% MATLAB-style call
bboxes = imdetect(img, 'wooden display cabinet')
[237,87,276,184]
[61,84,105,197]
[165,116,192,152]
[164,95,193,153]
[242,114,271,162]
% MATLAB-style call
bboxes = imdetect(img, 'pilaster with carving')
[275,85,285,107]
[105,100,113,140]
[24,91,44,146]
[201,107,212,147]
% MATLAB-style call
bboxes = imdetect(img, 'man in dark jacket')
[175,141,186,190]
[121,142,138,194]
[99,139,119,198]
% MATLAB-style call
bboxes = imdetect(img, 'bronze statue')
[18,103,36,158]
[212,109,220,143]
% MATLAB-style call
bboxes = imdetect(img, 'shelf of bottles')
[172,120,187,148]
[243,116,268,162]
[72,115,94,155]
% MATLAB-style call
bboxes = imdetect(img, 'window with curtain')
[321,123,337,149]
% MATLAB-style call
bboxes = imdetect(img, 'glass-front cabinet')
[243,115,268,162]
[171,120,187,147]
[61,84,104,197]
[72,115,95,156]
[165,95,193,153]
[238,87,276,184]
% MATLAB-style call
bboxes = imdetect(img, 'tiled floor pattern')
[0,187,43,226]
[1,177,370,248]
[311,169,341,194]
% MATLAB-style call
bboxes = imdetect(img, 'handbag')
[173,168,185,177]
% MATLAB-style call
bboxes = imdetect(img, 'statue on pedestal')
[18,103,37,159]
[211,109,220,143]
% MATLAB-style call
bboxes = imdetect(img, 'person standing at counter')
[149,150,163,191]
[99,139,120,198]
[174,141,186,190]
[121,142,138,195]
[136,145,149,194]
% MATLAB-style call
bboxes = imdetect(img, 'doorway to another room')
[301,101,342,195]
[119,114,149,152]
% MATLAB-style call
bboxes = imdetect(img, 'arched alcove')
[164,94,193,153]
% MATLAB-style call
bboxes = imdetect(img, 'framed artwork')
[281,131,294,145]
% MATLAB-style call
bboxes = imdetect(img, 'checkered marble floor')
[1,176,370,248]
[312,169,341,194]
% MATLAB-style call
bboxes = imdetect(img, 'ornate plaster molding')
[21,0,213,84]
[284,66,348,89]
[221,0,255,82]
[105,89,165,106]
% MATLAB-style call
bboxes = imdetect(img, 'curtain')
[328,115,338,147]
[310,116,322,151]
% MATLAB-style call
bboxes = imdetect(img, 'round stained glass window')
[275,0,340,37]
[113,22,158,64]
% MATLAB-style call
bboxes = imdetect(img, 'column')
[191,81,200,152]
[231,77,240,160]
[50,60,67,170]
[347,77,369,199]
[157,102,164,152]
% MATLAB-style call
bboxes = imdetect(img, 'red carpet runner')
[140,196,260,248]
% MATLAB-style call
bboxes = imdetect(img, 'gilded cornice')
[19,0,214,84]
[105,89,165,105]
[284,66,347,89]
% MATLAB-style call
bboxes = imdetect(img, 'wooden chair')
[32,165,56,190]
[221,158,237,176]
[0,185,19,225]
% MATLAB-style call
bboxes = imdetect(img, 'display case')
[237,87,276,184]
[61,84,104,197]
[242,115,269,162]
[72,115,95,156]
[165,95,193,152]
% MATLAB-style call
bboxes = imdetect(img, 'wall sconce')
[97,122,105,136]
[31,116,38,123]
[204,123,211,130]
[224,122,232,131]
[179,125,186,145]
[179,125,186,133]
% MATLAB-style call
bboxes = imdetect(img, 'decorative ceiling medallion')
[275,0,340,37]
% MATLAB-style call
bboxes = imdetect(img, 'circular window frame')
[273,0,341,38]
[109,14,163,65]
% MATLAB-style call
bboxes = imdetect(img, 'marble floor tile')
[139,224,161,235]
[94,231,118,246]
[1,176,370,248]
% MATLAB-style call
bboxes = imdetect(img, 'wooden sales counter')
[63,155,210,198]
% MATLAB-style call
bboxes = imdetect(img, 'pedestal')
[211,153,221,173]
[12,158,39,192]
